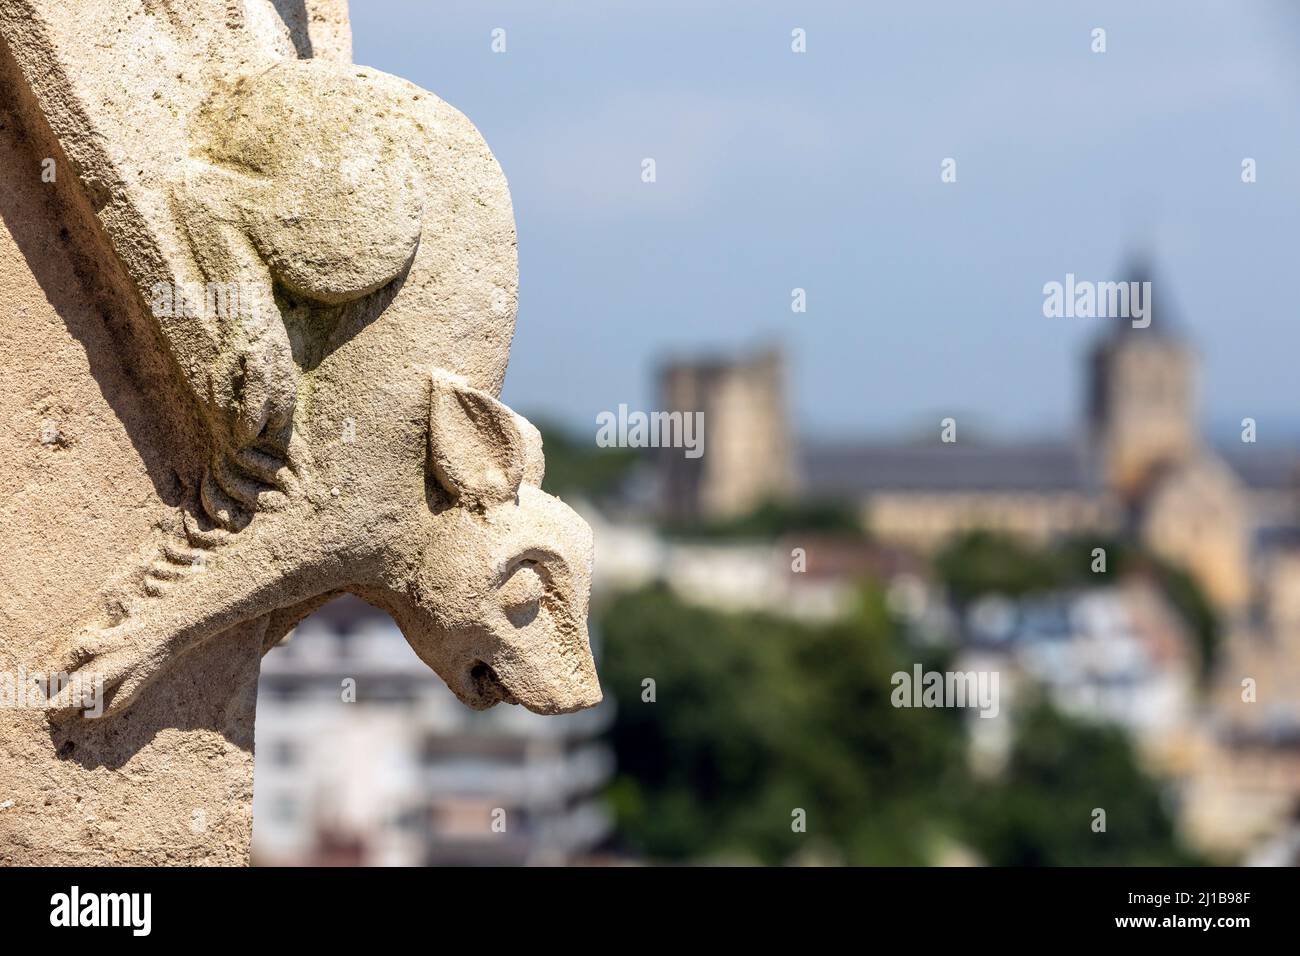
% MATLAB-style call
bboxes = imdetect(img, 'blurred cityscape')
[252,598,613,866]
[252,263,1300,865]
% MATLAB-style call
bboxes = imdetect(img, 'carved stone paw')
[199,445,299,531]
[46,621,155,721]
[217,305,300,456]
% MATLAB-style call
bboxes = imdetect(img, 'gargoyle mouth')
[467,660,519,708]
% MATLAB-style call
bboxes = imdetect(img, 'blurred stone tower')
[1086,262,1250,611]
[658,347,797,520]
[1087,264,1198,500]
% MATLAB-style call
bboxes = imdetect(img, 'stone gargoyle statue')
[0,2,602,723]
[48,368,601,720]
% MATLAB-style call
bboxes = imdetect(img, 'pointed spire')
[1111,252,1182,339]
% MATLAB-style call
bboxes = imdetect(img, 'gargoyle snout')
[403,483,600,716]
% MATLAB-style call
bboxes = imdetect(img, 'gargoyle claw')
[45,623,142,720]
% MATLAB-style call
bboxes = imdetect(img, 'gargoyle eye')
[500,559,546,626]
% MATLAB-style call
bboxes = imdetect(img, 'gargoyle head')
[380,372,601,716]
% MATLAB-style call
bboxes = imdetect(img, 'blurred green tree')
[933,530,1064,604]
[962,700,1202,866]
[598,584,1202,866]
[598,584,963,864]
[660,498,863,541]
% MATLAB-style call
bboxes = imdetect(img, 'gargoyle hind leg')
[170,162,301,462]
[46,521,334,721]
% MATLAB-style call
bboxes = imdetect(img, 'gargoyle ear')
[428,371,525,509]
[512,412,546,488]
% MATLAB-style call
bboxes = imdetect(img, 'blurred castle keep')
[657,347,797,519]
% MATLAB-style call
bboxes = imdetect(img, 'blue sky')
[352,1,1300,442]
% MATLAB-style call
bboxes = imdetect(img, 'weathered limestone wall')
[0,34,264,864]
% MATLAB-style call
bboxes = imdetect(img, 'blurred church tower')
[1086,261,1250,611]
[1086,261,1198,500]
